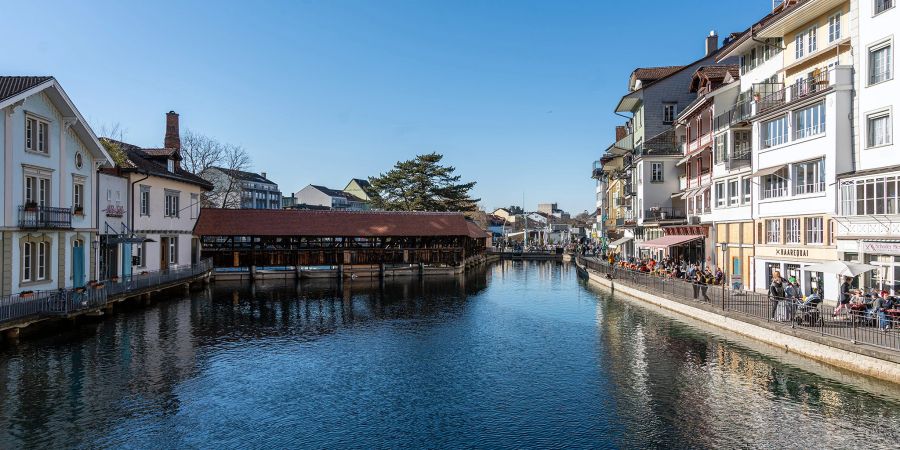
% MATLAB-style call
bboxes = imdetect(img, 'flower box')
[19,290,34,298]
[93,283,105,290]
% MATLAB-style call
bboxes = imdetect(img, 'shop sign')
[862,241,900,256]
[775,248,809,257]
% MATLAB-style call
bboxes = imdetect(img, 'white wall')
[856,2,898,172]
[295,185,331,207]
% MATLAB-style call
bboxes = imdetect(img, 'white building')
[103,111,212,273]
[97,169,129,280]
[294,184,368,210]
[835,0,899,291]
[0,76,113,294]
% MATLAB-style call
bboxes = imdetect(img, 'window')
[134,243,145,267]
[806,217,824,244]
[846,176,900,215]
[21,239,51,283]
[165,190,180,217]
[766,219,781,244]
[867,111,893,147]
[715,182,726,207]
[808,26,817,54]
[876,0,895,15]
[191,193,199,219]
[24,174,50,207]
[714,134,727,164]
[794,101,826,139]
[869,42,893,84]
[762,169,788,199]
[37,242,47,280]
[25,117,50,154]
[733,130,751,158]
[140,186,150,216]
[795,32,804,59]
[650,162,663,182]
[793,159,825,195]
[742,177,751,204]
[73,182,84,212]
[785,218,801,244]
[728,180,739,206]
[763,116,788,147]
[828,13,841,43]
[169,237,177,265]
[167,159,175,172]
[663,104,676,124]
[22,242,32,282]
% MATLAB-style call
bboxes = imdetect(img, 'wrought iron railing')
[0,258,213,326]
[17,205,72,229]
[577,257,900,352]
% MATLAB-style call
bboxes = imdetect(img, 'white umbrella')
[800,261,878,277]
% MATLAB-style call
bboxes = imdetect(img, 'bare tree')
[214,143,252,209]
[181,130,224,175]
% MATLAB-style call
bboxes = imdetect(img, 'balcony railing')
[794,182,825,196]
[18,206,73,229]
[762,187,787,199]
[789,70,830,102]
[643,207,686,221]
[623,184,635,197]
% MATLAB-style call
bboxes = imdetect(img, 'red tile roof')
[632,66,686,82]
[194,208,488,238]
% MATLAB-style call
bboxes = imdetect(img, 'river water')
[2,261,899,448]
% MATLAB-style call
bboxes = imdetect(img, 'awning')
[751,164,787,178]
[675,154,691,167]
[639,234,705,249]
[609,236,633,248]
[695,185,711,196]
[680,187,699,199]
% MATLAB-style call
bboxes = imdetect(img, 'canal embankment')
[576,257,900,384]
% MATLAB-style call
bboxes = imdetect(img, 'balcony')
[643,207,686,222]
[755,69,835,116]
[714,101,753,131]
[592,160,603,179]
[623,183,635,197]
[18,206,72,229]
[725,143,751,170]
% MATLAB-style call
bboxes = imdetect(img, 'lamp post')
[720,241,727,310]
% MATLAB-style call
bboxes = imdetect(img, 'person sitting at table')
[870,291,894,331]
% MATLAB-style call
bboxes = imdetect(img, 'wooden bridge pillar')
[379,263,385,279]
[250,265,257,281]
[418,262,425,277]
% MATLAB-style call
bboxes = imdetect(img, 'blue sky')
[1,0,769,213]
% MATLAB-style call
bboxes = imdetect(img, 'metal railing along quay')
[0,258,212,327]
[577,257,900,353]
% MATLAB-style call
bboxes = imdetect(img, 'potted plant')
[73,206,84,215]
[24,201,38,212]
[19,290,34,298]
[110,275,119,282]
[87,279,98,287]
[93,282,105,290]
[140,270,149,276]
[75,286,86,294]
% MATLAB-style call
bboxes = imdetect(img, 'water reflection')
[0,261,897,449]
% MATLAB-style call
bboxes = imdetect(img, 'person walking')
[833,277,852,318]
[769,271,787,320]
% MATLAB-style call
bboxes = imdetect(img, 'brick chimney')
[164,111,180,151]
[705,30,719,56]
[261,172,267,180]
[615,126,627,141]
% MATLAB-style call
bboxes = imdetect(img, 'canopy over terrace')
[194,209,490,267]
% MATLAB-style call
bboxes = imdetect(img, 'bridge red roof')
[194,208,487,238]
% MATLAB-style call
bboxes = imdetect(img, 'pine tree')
[368,153,479,211]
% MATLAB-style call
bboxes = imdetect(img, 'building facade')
[201,167,281,209]
[835,0,898,291]
[295,184,368,210]
[0,76,112,295]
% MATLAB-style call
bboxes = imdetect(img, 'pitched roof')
[194,209,488,238]
[208,166,276,184]
[0,76,53,103]
[309,185,365,202]
[102,138,213,190]
[350,178,371,188]
[632,66,686,84]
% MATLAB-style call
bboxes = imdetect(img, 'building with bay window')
[740,0,854,299]
[834,0,898,292]
[0,76,113,295]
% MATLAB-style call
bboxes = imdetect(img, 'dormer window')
[167,159,174,172]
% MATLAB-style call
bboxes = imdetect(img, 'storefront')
[839,240,900,294]
[753,246,839,301]
[638,225,708,263]
[714,221,754,291]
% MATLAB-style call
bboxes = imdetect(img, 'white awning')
[609,236,633,248]
[695,185,711,196]
[680,187,699,199]
[751,164,787,178]
[675,154,691,167]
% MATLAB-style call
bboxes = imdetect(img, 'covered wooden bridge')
[193,209,490,269]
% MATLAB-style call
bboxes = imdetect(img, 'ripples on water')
[1,261,899,449]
